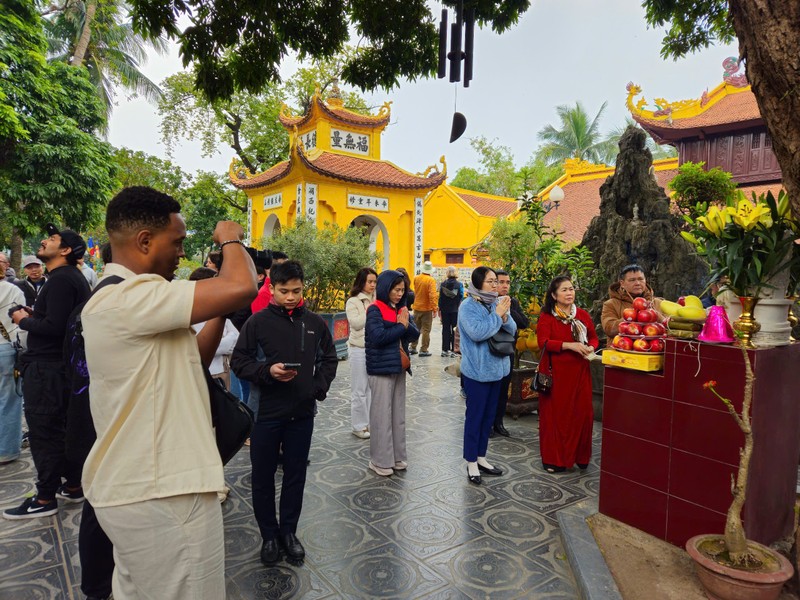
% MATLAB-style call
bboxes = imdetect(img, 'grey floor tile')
[1,321,602,598]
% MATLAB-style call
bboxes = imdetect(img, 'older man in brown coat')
[601,264,664,337]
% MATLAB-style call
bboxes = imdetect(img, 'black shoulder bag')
[206,370,254,465]
[532,346,553,394]
[482,302,516,357]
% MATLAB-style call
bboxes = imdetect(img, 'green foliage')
[264,219,377,312]
[158,54,370,172]
[43,0,168,124]
[536,101,617,166]
[127,0,529,101]
[181,172,247,261]
[113,147,191,196]
[642,0,735,60]
[451,137,562,198]
[484,200,601,320]
[669,161,738,219]
[682,191,800,296]
[0,1,116,236]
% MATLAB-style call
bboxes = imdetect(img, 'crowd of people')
[0,186,675,600]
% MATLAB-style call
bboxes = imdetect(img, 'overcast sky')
[107,0,738,179]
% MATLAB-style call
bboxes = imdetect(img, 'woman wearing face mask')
[346,267,378,440]
[535,276,598,474]
[458,266,516,485]
[364,270,419,476]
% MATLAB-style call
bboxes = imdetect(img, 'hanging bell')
[450,112,467,143]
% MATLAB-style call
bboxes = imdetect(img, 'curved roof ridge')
[278,93,391,130]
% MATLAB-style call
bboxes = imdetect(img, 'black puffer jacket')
[365,270,419,376]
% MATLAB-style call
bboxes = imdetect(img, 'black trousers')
[22,361,82,500]
[250,416,314,540]
[494,357,513,426]
[441,312,458,353]
[79,501,114,598]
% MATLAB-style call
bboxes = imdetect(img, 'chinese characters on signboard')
[305,183,318,225]
[300,130,317,151]
[346,193,389,213]
[263,193,282,210]
[295,184,303,221]
[330,128,369,155]
[414,197,424,274]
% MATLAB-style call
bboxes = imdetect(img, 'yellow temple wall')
[423,186,507,268]
[246,176,426,275]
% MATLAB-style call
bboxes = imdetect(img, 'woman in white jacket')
[345,267,377,439]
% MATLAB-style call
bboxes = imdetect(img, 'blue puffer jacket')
[365,270,420,376]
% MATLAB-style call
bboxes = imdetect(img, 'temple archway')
[350,215,389,270]
[263,214,281,239]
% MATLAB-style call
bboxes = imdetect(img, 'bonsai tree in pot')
[686,342,795,599]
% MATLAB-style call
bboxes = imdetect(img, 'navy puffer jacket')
[365,270,420,376]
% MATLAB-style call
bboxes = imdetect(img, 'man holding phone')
[231,260,338,567]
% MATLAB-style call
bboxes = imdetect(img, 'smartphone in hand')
[283,362,301,369]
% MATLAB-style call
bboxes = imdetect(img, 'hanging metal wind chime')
[437,1,475,143]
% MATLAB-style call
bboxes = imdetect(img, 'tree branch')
[222,112,256,173]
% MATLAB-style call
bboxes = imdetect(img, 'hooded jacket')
[365,270,420,376]
[231,302,338,420]
[601,282,664,337]
[438,277,463,314]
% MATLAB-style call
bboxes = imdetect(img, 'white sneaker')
[369,462,393,476]
[352,429,370,439]
[394,461,408,470]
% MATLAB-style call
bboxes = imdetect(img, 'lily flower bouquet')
[681,191,800,297]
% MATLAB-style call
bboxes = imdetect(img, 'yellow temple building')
[229,86,448,275]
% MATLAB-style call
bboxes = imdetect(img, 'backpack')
[64,276,123,464]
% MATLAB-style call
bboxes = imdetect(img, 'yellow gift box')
[602,349,664,372]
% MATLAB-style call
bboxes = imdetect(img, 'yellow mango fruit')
[683,295,703,309]
[660,300,682,316]
[677,306,707,320]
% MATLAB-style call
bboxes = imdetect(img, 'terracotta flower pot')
[685,534,794,600]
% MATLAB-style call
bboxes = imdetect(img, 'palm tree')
[536,101,617,166]
[43,0,167,124]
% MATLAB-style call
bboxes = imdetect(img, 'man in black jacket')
[231,260,338,567]
[492,270,530,438]
[15,255,47,306]
[4,224,90,520]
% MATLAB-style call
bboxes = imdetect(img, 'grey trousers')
[368,373,407,469]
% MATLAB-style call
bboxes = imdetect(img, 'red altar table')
[599,338,800,547]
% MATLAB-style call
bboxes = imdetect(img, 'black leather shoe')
[467,467,482,485]
[478,463,504,476]
[260,538,281,565]
[493,424,510,437]
[281,532,305,562]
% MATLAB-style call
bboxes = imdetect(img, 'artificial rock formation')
[582,126,708,320]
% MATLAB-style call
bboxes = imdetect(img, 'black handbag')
[206,370,254,465]
[481,302,516,357]
[532,347,553,394]
[488,329,516,357]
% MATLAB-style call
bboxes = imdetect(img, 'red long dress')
[536,309,599,469]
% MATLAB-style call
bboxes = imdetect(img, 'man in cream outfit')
[81,186,257,599]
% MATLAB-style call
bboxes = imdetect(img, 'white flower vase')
[753,298,793,347]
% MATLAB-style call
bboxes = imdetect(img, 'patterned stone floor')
[0,325,602,599]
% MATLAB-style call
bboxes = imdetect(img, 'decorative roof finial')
[327,78,343,105]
